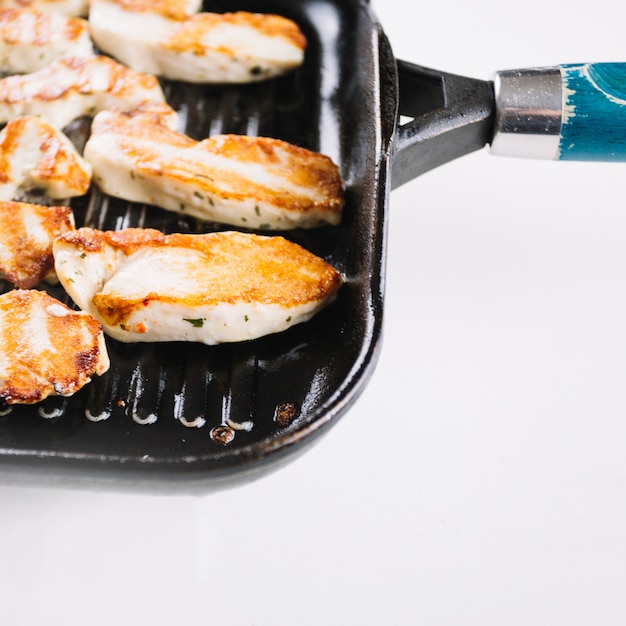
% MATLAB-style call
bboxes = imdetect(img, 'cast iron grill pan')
[0,0,391,487]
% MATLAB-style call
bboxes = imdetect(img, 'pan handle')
[492,63,626,161]
[392,61,626,190]
[391,60,494,190]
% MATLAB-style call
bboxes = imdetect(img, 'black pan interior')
[0,0,396,487]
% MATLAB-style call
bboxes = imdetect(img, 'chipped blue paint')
[559,63,626,161]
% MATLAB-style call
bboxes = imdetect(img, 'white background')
[3,1,626,624]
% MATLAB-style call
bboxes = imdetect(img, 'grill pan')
[0,0,623,490]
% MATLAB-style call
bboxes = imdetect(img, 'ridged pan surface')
[0,0,395,487]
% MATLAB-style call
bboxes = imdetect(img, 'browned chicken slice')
[83,108,344,229]
[0,1,90,17]
[0,7,93,74]
[0,289,109,405]
[91,0,202,21]
[0,55,174,129]
[0,115,92,200]
[53,228,343,344]
[0,200,75,288]
[89,0,306,83]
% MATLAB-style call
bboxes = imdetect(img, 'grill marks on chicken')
[0,289,109,405]
[88,0,306,83]
[0,7,92,74]
[0,55,170,129]
[0,115,92,200]
[92,0,202,21]
[0,0,90,17]
[84,108,343,229]
[53,228,343,345]
[0,200,74,288]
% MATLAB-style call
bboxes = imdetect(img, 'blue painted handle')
[559,63,626,161]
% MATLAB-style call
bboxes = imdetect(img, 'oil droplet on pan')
[210,425,235,445]
[274,402,298,427]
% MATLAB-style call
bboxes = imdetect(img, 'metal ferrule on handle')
[492,63,626,161]
[492,68,562,159]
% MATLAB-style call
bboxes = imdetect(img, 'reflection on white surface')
[3,0,626,624]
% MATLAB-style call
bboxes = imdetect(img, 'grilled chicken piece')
[90,0,202,20]
[0,0,90,17]
[0,115,92,200]
[53,228,343,344]
[0,200,74,288]
[84,108,344,229]
[0,55,173,129]
[89,0,306,83]
[0,289,109,405]
[0,7,92,74]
